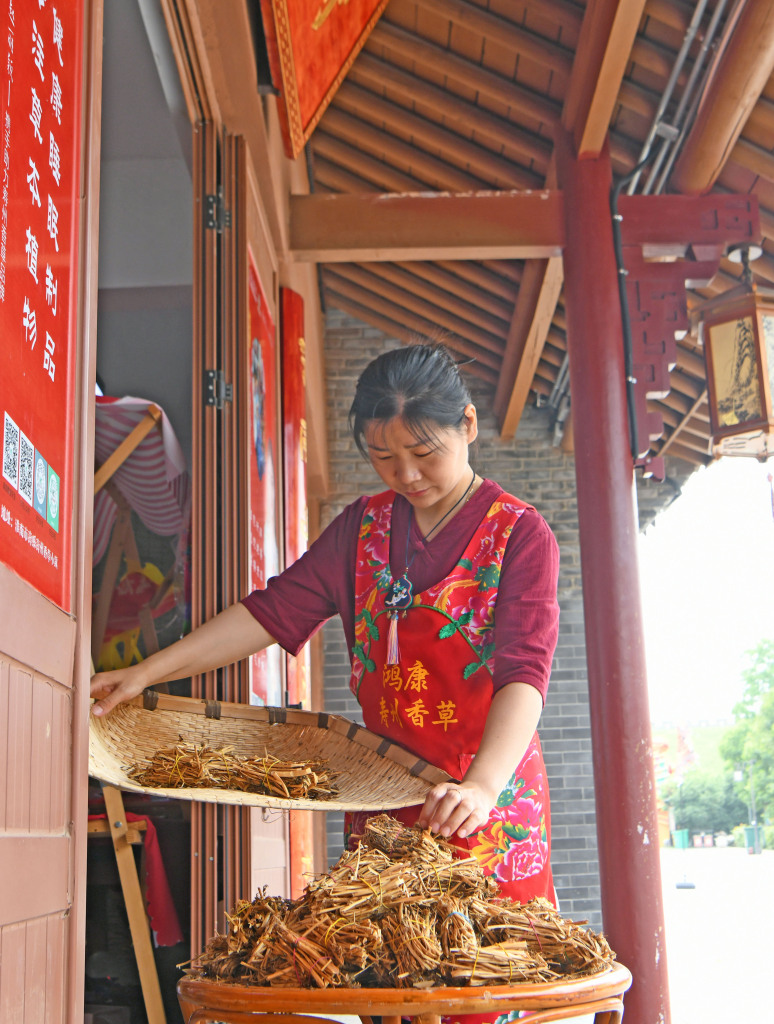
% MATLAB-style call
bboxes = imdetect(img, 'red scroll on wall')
[281,287,309,707]
[247,252,282,706]
[259,0,389,159]
[0,1,84,611]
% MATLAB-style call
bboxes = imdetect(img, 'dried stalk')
[126,741,338,800]
[187,814,616,990]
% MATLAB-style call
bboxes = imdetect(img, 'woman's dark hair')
[349,342,472,456]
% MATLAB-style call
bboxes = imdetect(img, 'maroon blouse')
[241,479,559,701]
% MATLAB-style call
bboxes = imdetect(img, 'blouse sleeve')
[492,508,560,703]
[240,497,367,656]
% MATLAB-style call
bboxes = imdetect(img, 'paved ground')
[660,845,773,1023]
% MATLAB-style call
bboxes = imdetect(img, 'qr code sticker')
[19,431,34,504]
[2,412,19,488]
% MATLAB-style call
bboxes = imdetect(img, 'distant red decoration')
[260,0,389,158]
[247,252,282,706]
[281,287,309,707]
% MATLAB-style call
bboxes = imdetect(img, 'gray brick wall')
[318,309,601,928]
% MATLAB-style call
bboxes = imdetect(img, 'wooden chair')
[177,962,632,1024]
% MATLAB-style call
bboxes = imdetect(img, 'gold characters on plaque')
[312,0,352,31]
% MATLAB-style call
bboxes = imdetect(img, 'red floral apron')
[348,490,555,911]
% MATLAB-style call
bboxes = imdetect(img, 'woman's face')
[364,405,477,521]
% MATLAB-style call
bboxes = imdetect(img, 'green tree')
[719,639,774,823]
[664,771,747,834]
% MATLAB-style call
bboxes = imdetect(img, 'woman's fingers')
[419,783,488,839]
[89,671,146,717]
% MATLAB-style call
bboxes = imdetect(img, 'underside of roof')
[304,0,774,470]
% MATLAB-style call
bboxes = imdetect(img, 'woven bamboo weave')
[89,692,452,810]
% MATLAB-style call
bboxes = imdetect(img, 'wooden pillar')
[555,130,670,1024]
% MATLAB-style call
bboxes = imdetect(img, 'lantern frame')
[698,280,774,459]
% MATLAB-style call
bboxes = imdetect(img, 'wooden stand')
[91,785,168,1024]
[177,962,632,1024]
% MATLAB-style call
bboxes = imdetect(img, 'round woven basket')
[89,692,452,810]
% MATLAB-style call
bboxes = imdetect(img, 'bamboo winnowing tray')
[89,692,451,810]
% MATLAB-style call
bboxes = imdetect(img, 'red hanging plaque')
[260,0,388,158]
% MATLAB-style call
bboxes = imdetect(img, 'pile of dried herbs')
[125,741,338,801]
[188,814,615,989]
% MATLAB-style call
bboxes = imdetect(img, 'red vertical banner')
[0,0,83,611]
[247,252,281,706]
[280,287,309,707]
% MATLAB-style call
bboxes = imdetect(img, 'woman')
[91,342,559,904]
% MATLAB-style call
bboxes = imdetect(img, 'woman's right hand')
[89,603,278,718]
[90,664,151,717]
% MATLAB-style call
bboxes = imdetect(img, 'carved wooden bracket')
[617,193,760,478]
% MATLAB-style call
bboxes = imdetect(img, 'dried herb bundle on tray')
[188,814,615,989]
[125,741,338,801]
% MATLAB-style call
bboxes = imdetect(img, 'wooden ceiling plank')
[351,52,553,169]
[655,438,709,466]
[671,0,774,194]
[320,107,489,192]
[537,342,566,369]
[324,283,501,385]
[672,346,706,379]
[434,260,520,302]
[327,265,505,358]
[659,429,711,457]
[563,0,649,157]
[312,135,428,193]
[745,94,774,142]
[495,256,565,438]
[312,156,380,194]
[479,259,521,283]
[629,33,680,81]
[369,22,562,129]
[289,192,565,263]
[643,0,692,35]
[616,79,660,122]
[393,261,514,324]
[362,261,510,336]
[652,402,712,442]
[731,137,774,188]
[334,80,542,190]
[411,0,573,80]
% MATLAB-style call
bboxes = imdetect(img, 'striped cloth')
[93,396,190,566]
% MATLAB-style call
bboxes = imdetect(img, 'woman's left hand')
[416,780,495,840]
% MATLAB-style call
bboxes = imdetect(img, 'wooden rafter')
[495,0,647,441]
[563,0,650,157]
[495,257,564,438]
[671,0,774,194]
[305,0,774,469]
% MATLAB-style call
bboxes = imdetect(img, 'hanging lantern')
[698,245,774,461]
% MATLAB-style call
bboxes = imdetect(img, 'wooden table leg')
[102,785,167,1024]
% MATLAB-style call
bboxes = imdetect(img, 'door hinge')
[205,369,233,408]
[205,191,231,232]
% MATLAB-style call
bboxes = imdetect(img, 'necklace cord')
[402,468,477,574]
